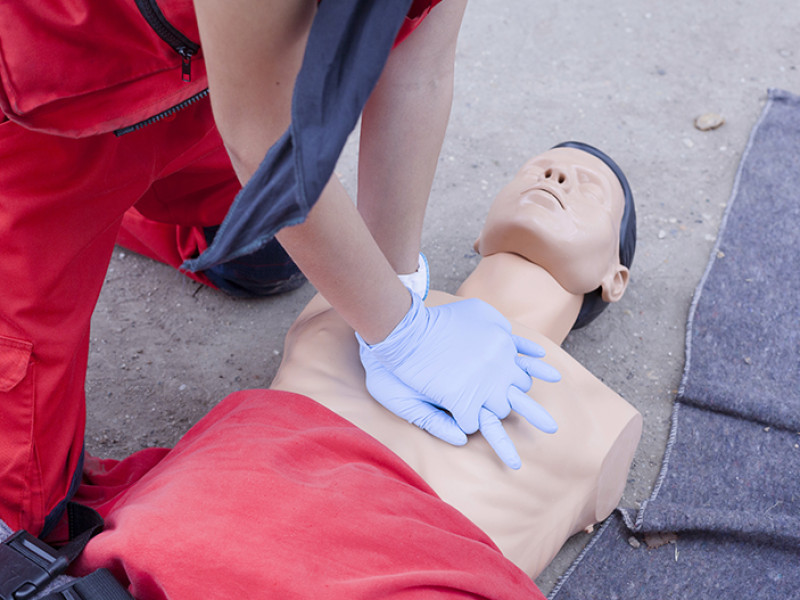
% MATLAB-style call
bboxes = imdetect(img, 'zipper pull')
[178,47,194,82]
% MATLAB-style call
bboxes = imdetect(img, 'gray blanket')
[550,88,800,599]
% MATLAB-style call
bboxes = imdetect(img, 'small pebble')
[628,536,642,549]
[644,531,678,549]
[695,113,725,131]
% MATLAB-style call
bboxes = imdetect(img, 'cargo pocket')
[0,335,33,391]
[0,334,39,531]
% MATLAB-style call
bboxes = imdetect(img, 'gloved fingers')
[360,342,467,445]
[512,334,546,358]
[365,375,468,445]
[515,354,562,383]
[411,405,468,446]
[508,387,558,433]
[510,362,534,393]
[453,409,481,435]
[482,391,512,421]
[479,408,521,470]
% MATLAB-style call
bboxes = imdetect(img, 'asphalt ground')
[86,0,800,593]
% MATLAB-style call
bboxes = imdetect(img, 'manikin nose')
[543,167,570,190]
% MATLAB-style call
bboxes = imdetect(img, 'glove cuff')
[355,288,426,364]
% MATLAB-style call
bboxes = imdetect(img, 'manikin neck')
[455,252,583,346]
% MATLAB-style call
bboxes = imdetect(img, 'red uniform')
[0,97,237,536]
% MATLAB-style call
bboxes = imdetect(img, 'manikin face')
[475,147,628,299]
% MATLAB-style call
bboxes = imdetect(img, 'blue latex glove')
[359,347,468,447]
[359,348,555,468]
[357,291,560,467]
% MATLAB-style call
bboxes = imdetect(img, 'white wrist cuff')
[397,253,429,300]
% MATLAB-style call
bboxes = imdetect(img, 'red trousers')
[73,390,545,600]
[0,100,239,535]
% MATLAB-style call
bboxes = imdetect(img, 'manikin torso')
[271,259,641,577]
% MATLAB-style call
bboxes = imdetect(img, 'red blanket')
[74,390,544,599]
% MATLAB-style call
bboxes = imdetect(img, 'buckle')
[0,530,68,600]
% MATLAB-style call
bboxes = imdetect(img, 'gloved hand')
[357,291,560,468]
[359,348,554,468]
[359,347,468,447]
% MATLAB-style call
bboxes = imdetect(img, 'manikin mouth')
[521,186,565,209]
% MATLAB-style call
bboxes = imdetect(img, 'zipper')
[134,0,200,82]
[113,88,209,136]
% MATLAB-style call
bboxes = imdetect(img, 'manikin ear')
[600,265,629,303]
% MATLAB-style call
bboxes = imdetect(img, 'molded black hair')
[551,141,637,329]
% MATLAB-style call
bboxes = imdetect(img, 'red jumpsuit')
[0,0,441,539]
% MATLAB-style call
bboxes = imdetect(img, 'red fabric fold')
[75,390,544,600]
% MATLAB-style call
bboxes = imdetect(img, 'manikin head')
[475,141,636,328]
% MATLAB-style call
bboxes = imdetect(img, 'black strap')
[39,570,133,600]
[0,503,131,600]
[60,503,103,566]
